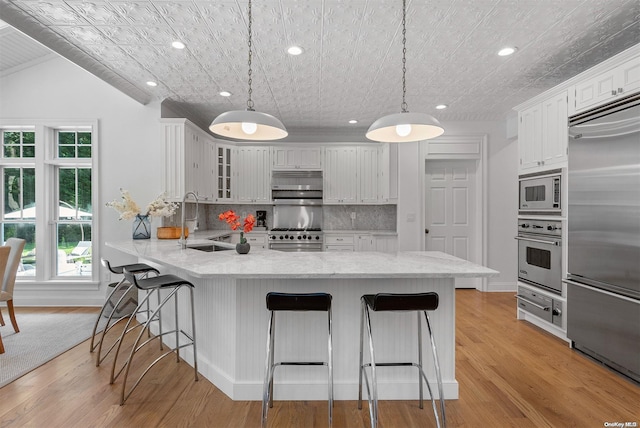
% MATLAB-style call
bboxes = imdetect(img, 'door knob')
[425,229,429,234]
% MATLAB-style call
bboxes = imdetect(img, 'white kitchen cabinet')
[236,146,271,203]
[324,144,396,205]
[356,233,374,251]
[325,232,397,253]
[374,234,398,253]
[272,146,323,170]
[572,56,640,114]
[518,91,567,172]
[231,231,267,248]
[324,233,355,252]
[541,92,568,168]
[324,147,357,204]
[160,118,216,202]
[357,147,379,204]
[216,143,234,202]
[378,143,398,203]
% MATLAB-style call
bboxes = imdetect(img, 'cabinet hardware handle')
[611,90,617,96]
[618,88,623,94]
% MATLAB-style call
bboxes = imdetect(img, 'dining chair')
[0,238,27,333]
[0,245,13,354]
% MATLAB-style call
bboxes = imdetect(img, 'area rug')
[0,312,96,388]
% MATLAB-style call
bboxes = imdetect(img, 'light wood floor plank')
[0,291,638,427]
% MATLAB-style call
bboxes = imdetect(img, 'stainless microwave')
[519,170,561,215]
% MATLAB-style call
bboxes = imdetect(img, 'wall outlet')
[102,271,111,283]
[350,212,356,220]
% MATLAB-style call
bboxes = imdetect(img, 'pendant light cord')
[246,0,254,111]
[401,0,408,113]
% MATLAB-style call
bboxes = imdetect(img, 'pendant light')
[210,0,288,141]
[366,0,444,143]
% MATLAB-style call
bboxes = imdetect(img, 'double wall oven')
[268,171,324,252]
[516,170,564,328]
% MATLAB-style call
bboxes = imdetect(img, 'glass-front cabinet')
[216,143,234,202]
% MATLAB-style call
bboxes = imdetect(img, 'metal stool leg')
[110,287,158,384]
[424,311,446,427]
[327,306,333,426]
[261,311,275,427]
[120,284,197,405]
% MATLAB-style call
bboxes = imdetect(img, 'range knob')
[315,236,320,240]
[521,224,529,228]
[297,236,302,240]
[290,235,294,240]
[547,225,560,231]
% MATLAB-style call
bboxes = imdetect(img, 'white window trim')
[0,118,100,287]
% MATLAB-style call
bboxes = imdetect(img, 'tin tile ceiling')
[1,0,639,140]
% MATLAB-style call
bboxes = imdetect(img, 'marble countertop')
[106,236,498,280]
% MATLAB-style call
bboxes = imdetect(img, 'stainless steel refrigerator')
[567,94,640,383]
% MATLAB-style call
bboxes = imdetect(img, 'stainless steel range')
[269,170,324,252]
[268,228,323,252]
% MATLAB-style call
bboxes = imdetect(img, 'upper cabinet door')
[324,147,357,204]
[573,56,640,114]
[272,147,323,169]
[358,146,379,204]
[518,104,543,171]
[216,143,235,202]
[541,91,568,168]
[236,146,271,203]
[160,119,215,202]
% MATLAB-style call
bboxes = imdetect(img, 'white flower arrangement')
[106,188,178,221]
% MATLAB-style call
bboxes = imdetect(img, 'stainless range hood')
[271,170,323,205]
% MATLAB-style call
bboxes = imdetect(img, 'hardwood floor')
[0,291,638,427]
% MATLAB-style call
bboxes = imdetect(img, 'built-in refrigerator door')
[568,97,640,299]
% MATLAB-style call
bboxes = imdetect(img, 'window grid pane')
[57,131,92,159]
[3,131,35,158]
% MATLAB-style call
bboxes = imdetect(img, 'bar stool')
[262,292,333,427]
[90,259,160,367]
[359,292,446,428]
[111,267,198,405]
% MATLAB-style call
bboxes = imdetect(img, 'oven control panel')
[518,219,562,237]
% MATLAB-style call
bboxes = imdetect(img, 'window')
[0,122,98,282]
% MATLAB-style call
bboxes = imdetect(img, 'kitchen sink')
[187,244,233,252]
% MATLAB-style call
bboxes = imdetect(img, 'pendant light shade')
[209,109,288,141]
[367,0,444,143]
[209,0,287,141]
[366,112,444,143]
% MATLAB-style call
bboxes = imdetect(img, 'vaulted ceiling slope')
[1,0,639,140]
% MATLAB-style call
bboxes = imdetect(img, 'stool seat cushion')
[266,292,332,311]
[362,292,439,312]
[132,274,194,291]
[109,263,159,275]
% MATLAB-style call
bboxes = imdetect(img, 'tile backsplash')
[167,204,397,232]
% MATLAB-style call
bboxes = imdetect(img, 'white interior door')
[425,160,479,288]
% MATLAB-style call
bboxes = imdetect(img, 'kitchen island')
[106,237,497,401]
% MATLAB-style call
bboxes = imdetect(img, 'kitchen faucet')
[179,191,199,248]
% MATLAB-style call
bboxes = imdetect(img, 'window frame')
[0,119,100,287]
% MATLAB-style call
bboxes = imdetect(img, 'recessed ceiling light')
[172,41,185,49]
[498,47,517,56]
[146,81,158,87]
[219,91,232,97]
[287,45,304,56]
[435,104,448,110]
[348,120,358,124]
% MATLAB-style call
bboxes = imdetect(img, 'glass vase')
[132,214,151,239]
